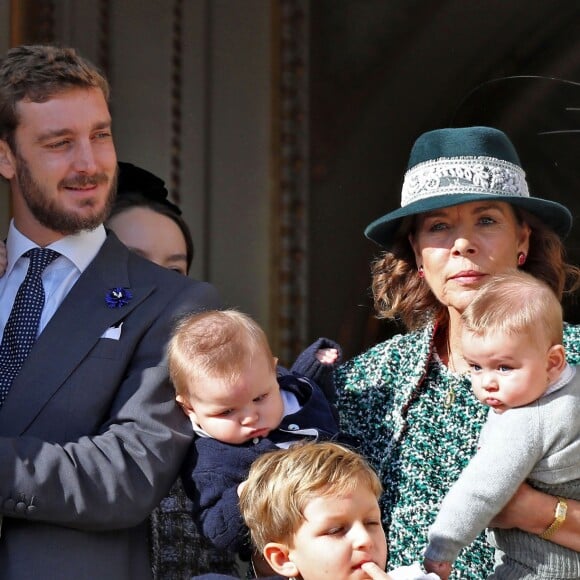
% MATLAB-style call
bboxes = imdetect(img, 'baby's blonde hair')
[239,441,382,553]
[167,309,274,398]
[462,269,563,347]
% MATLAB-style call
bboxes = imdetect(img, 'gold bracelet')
[539,497,567,540]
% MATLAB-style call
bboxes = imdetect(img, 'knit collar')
[544,363,575,397]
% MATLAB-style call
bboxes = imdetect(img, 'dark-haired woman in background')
[108,162,194,275]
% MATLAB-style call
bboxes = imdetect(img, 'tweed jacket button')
[27,504,38,514]
[4,498,15,511]
[15,501,27,513]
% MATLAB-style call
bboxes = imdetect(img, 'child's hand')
[237,480,247,497]
[360,561,394,579]
[0,241,6,277]
[316,347,338,365]
[423,558,450,580]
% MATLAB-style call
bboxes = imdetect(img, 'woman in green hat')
[335,126,580,578]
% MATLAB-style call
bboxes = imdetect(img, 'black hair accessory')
[116,161,182,215]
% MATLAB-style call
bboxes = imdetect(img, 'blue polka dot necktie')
[0,248,60,407]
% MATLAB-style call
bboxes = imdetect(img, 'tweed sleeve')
[563,323,580,365]
[334,328,433,462]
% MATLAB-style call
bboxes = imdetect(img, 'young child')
[168,309,343,561]
[236,441,439,580]
[423,271,580,579]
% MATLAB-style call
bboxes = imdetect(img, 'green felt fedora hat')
[365,126,573,248]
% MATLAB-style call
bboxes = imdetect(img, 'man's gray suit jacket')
[0,233,221,579]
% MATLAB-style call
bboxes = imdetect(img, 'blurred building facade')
[1,0,579,363]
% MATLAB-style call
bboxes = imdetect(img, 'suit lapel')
[0,235,156,434]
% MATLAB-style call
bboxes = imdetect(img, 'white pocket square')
[100,322,123,340]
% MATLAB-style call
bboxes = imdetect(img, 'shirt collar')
[6,220,106,275]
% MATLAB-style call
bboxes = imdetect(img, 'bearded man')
[0,45,220,579]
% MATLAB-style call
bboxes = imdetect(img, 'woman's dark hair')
[110,162,195,273]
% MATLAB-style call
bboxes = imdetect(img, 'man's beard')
[16,152,117,235]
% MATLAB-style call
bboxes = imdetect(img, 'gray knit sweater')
[425,365,580,578]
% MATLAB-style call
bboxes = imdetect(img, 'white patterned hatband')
[401,156,529,207]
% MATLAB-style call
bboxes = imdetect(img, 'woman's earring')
[517,252,526,266]
[418,265,424,278]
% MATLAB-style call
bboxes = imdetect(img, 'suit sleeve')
[0,279,222,531]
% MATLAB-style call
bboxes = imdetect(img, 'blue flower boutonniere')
[105,287,133,308]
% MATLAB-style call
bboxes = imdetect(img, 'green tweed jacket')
[335,322,580,580]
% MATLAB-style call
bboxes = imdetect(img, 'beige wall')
[0,0,10,229]
[0,0,274,333]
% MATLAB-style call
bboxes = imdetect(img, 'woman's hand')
[491,482,580,551]
[491,482,547,531]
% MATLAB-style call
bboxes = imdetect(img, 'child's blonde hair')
[462,269,563,346]
[168,309,274,398]
[239,441,382,553]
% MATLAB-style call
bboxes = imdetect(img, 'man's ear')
[0,140,16,180]
[547,344,566,383]
[263,543,299,578]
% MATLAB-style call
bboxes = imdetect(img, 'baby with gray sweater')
[423,270,580,580]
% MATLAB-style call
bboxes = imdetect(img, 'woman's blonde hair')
[167,309,274,398]
[371,208,580,330]
[239,441,382,553]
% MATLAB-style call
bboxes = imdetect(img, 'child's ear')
[547,344,566,382]
[263,543,299,578]
[0,140,16,180]
[175,395,196,419]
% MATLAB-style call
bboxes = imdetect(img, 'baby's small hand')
[423,558,450,580]
[237,480,247,497]
[316,347,338,365]
[0,241,6,277]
